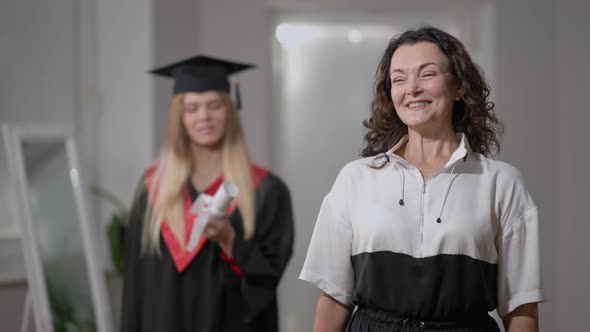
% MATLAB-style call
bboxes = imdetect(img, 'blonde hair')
[143,92,255,253]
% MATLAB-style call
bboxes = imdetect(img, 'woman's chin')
[191,137,223,149]
[403,118,433,130]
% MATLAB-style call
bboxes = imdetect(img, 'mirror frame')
[2,122,113,332]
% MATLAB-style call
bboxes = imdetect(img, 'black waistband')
[351,307,499,331]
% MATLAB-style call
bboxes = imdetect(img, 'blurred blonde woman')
[121,55,294,332]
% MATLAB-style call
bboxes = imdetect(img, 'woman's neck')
[400,126,460,172]
[190,144,223,191]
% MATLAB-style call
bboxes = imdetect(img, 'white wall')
[96,0,154,217]
[557,0,590,329]
[495,0,559,330]
[0,0,77,125]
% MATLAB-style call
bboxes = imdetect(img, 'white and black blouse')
[300,134,545,320]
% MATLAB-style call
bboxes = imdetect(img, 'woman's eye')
[209,102,222,109]
[421,71,437,78]
[391,77,405,83]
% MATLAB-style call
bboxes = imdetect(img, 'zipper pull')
[423,183,426,194]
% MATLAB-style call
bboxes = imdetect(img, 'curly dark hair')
[361,26,503,158]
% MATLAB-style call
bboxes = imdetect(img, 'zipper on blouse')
[419,181,426,257]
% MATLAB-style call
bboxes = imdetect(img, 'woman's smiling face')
[389,41,461,132]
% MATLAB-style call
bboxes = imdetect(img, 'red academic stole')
[144,165,269,273]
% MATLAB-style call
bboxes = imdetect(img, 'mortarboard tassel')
[230,78,242,111]
[234,80,242,110]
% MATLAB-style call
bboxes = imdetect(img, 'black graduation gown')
[120,167,294,332]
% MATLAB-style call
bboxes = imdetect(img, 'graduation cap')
[150,55,255,109]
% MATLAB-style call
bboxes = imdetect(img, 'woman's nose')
[406,77,423,96]
[196,108,212,120]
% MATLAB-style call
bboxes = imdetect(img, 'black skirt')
[347,307,501,332]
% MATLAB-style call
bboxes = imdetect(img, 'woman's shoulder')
[142,163,158,182]
[251,164,289,194]
[315,156,379,195]
[337,155,383,179]
[475,156,533,201]
[250,163,271,183]
[476,155,526,182]
[131,164,158,204]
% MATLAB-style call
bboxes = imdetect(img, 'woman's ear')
[455,86,464,101]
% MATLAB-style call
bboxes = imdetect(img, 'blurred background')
[0,0,588,331]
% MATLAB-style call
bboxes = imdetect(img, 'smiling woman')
[300,26,544,332]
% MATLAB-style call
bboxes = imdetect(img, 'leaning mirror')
[2,123,113,332]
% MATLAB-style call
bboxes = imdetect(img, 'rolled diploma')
[186,181,239,251]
